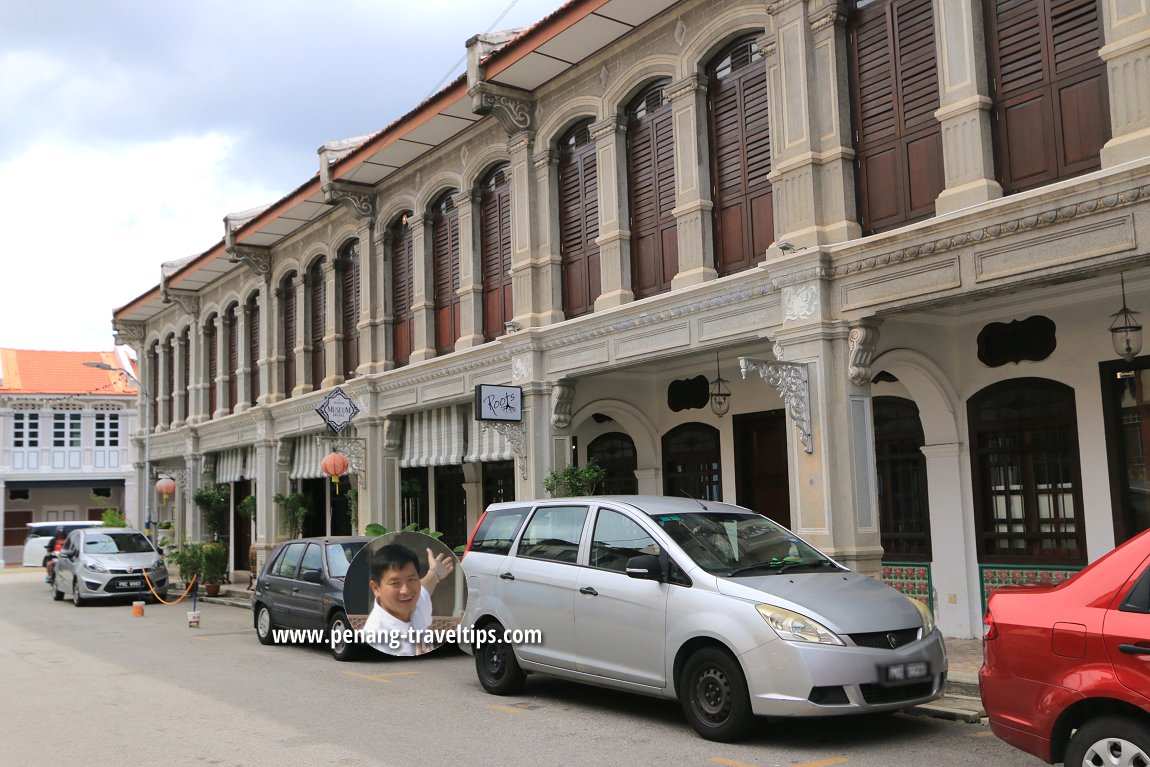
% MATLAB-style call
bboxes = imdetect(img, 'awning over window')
[289,435,326,480]
[242,447,258,480]
[215,449,247,483]
[464,411,513,463]
[400,405,467,468]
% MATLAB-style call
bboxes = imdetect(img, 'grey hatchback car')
[52,527,168,605]
[252,536,370,661]
[459,496,946,741]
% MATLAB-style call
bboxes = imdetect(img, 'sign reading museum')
[475,384,523,422]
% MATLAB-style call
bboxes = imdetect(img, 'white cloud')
[0,133,279,351]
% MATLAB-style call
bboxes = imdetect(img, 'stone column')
[156,340,171,431]
[0,479,6,567]
[354,216,379,376]
[763,3,861,250]
[236,302,252,413]
[185,452,204,541]
[292,273,308,396]
[322,257,340,389]
[591,115,634,310]
[188,319,206,424]
[455,189,484,349]
[213,314,229,419]
[260,279,278,405]
[170,334,186,428]
[533,147,565,320]
[409,213,436,362]
[668,74,717,289]
[921,443,980,638]
[378,225,397,370]
[932,0,1002,215]
[509,130,559,328]
[252,418,279,564]
[1100,1,1150,167]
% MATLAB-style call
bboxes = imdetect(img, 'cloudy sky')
[0,0,560,353]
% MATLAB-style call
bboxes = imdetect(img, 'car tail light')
[461,511,487,560]
[983,609,998,640]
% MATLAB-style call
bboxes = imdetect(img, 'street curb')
[911,694,986,723]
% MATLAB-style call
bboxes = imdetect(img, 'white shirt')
[362,588,432,656]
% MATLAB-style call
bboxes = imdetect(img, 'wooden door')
[734,411,790,527]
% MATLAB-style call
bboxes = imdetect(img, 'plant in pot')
[236,494,257,522]
[194,484,231,541]
[168,541,204,590]
[542,458,606,497]
[200,541,229,597]
[273,492,309,539]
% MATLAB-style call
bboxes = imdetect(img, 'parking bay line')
[709,757,848,767]
[489,702,543,714]
[965,731,995,738]
[342,671,421,684]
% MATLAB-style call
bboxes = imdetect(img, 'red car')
[980,529,1150,765]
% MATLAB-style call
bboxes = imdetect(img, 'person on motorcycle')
[44,528,66,584]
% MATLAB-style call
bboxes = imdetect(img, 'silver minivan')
[459,496,946,741]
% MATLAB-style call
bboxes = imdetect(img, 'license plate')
[881,661,929,684]
[121,580,143,589]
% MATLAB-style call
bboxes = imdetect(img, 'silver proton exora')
[459,496,946,742]
[52,528,169,605]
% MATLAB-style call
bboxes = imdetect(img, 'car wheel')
[328,610,359,662]
[1064,715,1150,767]
[255,604,277,646]
[474,622,526,695]
[72,578,85,607]
[679,647,755,742]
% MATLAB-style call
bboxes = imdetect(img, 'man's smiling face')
[370,561,422,622]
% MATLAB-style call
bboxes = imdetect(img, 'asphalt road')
[0,568,1043,767]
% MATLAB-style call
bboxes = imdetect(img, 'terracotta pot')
[205,583,221,597]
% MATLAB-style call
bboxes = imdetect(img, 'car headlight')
[83,560,107,573]
[150,559,165,571]
[906,596,935,634]
[756,604,844,645]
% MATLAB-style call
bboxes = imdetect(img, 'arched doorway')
[662,423,721,501]
[873,396,931,560]
[587,432,638,494]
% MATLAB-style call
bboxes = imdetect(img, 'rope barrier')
[139,569,197,605]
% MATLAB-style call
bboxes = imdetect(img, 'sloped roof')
[0,349,138,396]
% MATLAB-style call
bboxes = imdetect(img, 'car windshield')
[326,542,366,579]
[83,533,154,555]
[651,512,839,576]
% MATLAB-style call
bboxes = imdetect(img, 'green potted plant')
[543,458,606,497]
[273,492,310,539]
[200,541,229,597]
[168,540,204,589]
[193,485,231,541]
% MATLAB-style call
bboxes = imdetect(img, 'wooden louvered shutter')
[850,0,944,234]
[559,121,600,318]
[149,344,159,428]
[248,297,260,406]
[433,192,461,354]
[227,308,238,411]
[181,329,190,422]
[164,338,174,426]
[481,166,513,341]
[309,259,326,386]
[628,80,678,299]
[206,321,217,416]
[340,242,360,375]
[281,276,296,395]
[391,217,414,367]
[709,37,774,275]
[986,0,1109,193]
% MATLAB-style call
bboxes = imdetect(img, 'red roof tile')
[0,349,138,396]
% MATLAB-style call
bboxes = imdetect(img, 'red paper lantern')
[155,476,177,504]
[321,452,350,494]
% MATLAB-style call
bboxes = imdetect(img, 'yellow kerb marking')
[490,704,528,714]
[794,759,849,767]
[966,731,995,738]
[341,671,421,684]
[707,759,759,767]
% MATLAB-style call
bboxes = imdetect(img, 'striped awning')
[464,412,513,463]
[215,449,246,483]
[289,435,327,480]
[242,447,257,480]
[400,405,467,468]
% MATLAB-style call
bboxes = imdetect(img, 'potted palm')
[201,542,229,597]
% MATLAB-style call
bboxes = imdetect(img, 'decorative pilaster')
[1099,2,1150,167]
[322,257,340,389]
[533,148,565,321]
[236,299,252,412]
[455,189,484,349]
[170,334,186,428]
[668,74,717,289]
[590,115,634,310]
[408,213,436,362]
[932,0,1002,214]
[213,313,229,419]
[156,339,171,430]
[292,273,308,396]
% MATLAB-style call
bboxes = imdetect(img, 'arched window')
[968,378,1086,564]
[279,272,297,396]
[180,326,190,422]
[984,0,1109,193]
[431,190,461,355]
[148,341,159,429]
[480,164,513,341]
[587,432,638,494]
[849,0,944,233]
[627,79,677,299]
[662,423,722,501]
[390,213,414,367]
[246,293,260,406]
[308,257,326,387]
[225,303,239,412]
[708,34,773,274]
[205,315,218,417]
[558,119,600,317]
[164,333,175,428]
[873,396,931,560]
[338,240,361,376]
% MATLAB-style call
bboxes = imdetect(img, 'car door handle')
[291,587,300,593]
[579,586,598,596]
[1119,643,1150,655]
[499,572,515,581]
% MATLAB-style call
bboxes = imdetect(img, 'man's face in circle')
[369,561,422,622]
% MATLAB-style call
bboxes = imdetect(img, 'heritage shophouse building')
[112,0,1150,638]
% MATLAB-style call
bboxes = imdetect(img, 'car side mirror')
[625,554,663,582]
[62,549,76,559]
[299,569,323,584]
